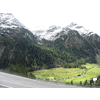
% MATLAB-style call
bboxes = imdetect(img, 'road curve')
[0,71,84,88]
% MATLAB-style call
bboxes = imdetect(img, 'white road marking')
[0,83,13,88]
[0,80,38,88]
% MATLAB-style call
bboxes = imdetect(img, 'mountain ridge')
[32,22,99,45]
[0,13,55,70]
[0,13,99,73]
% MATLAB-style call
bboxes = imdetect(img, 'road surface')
[0,71,84,88]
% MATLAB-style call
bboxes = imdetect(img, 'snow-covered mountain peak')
[32,22,98,45]
[66,22,96,36]
[0,13,25,28]
[0,13,35,41]
[49,25,61,29]
[67,22,77,27]
[32,25,62,40]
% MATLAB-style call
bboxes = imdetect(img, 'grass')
[33,63,99,85]
[60,67,100,84]
[33,67,85,80]
[80,63,97,69]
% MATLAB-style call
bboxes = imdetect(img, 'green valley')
[32,63,100,86]
[0,13,100,87]
[33,67,85,80]
[63,66,100,85]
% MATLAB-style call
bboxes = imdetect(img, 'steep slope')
[33,22,100,54]
[0,13,24,28]
[67,22,90,35]
[43,24,99,64]
[82,33,100,53]
[32,25,62,44]
[46,29,96,62]
[0,13,98,72]
[0,13,55,70]
[33,22,99,44]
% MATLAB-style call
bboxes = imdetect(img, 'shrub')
[97,75,100,81]
[80,66,86,69]
[29,72,36,79]
[96,76,100,86]
[90,79,94,85]
[84,80,88,85]
[9,64,28,76]
[71,81,73,85]
[80,81,82,85]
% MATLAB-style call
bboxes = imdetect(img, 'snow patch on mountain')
[32,25,62,40]
[31,22,99,46]
[67,22,91,35]
[32,22,97,44]
[0,13,26,28]
[0,13,34,41]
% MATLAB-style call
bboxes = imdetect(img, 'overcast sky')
[12,13,100,35]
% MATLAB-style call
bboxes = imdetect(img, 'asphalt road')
[0,71,84,88]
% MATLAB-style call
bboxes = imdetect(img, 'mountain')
[0,13,36,41]
[0,13,55,71]
[0,13,25,28]
[67,22,90,35]
[33,22,99,46]
[33,23,100,53]
[32,25,62,45]
[0,13,99,74]
[33,23,100,64]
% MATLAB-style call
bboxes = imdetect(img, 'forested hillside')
[0,27,97,71]
[0,33,56,70]
[0,27,95,73]
[45,30,97,65]
[0,13,99,76]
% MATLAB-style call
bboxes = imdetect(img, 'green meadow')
[33,67,85,80]
[59,66,100,84]
[80,63,97,69]
[33,63,99,85]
